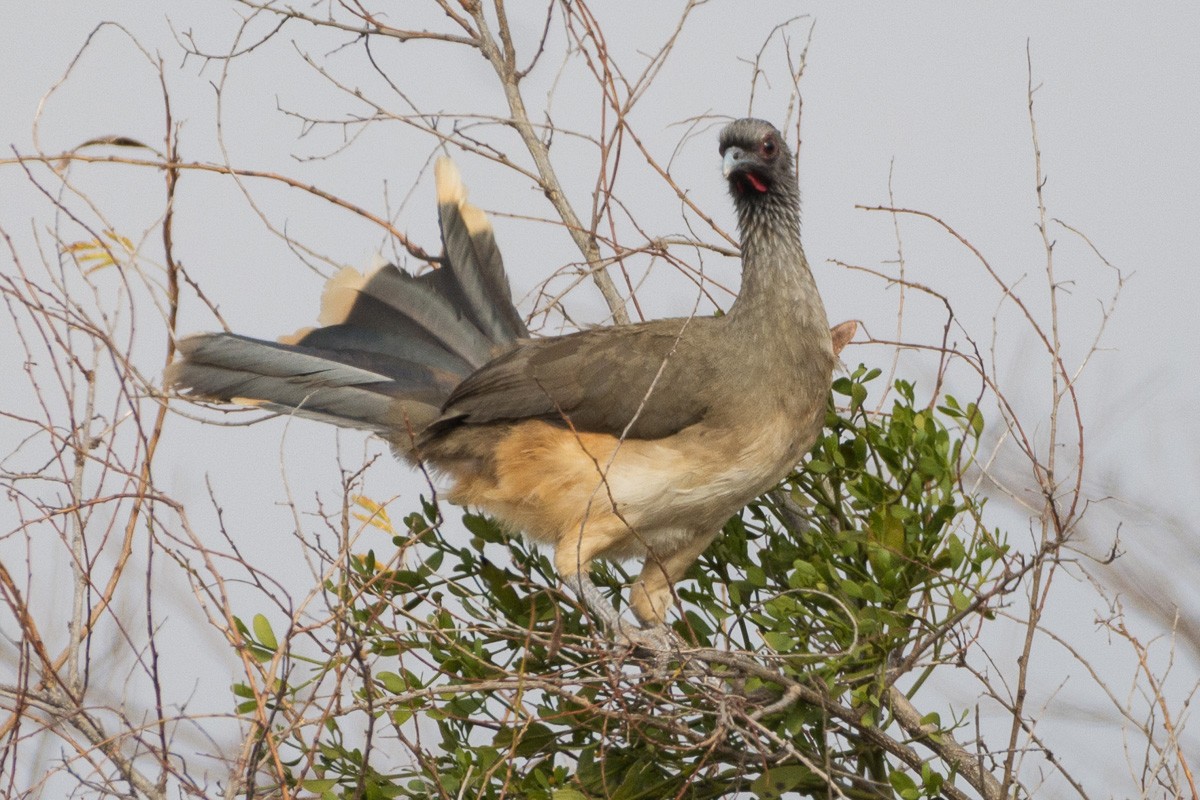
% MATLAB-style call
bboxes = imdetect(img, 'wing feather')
[424,318,717,442]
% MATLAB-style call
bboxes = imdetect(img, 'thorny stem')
[691,649,1000,800]
[65,342,98,694]
[146,65,179,794]
[1004,45,1065,798]
[0,50,186,797]
[1110,619,1200,800]
[459,0,630,323]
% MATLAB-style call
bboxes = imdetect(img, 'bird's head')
[719,118,796,200]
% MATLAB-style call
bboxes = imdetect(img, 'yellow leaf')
[62,229,134,274]
[353,495,394,534]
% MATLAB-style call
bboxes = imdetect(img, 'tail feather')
[287,322,468,377]
[292,263,500,370]
[435,158,529,346]
[166,156,527,444]
[166,334,448,434]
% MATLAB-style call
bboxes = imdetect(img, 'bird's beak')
[722,146,745,179]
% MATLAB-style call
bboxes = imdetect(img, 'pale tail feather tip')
[316,266,369,328]
[435,156,465,206]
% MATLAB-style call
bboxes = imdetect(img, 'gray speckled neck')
[726,180,830,353]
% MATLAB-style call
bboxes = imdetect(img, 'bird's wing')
[426,318,718,441]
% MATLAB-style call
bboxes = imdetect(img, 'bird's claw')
[568,573,678,656]
[614,621,676,653]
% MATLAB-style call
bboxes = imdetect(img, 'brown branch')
[691,648,1002,800]
[462,0,631,323]
[1109,619,1199,800]
[887,686,1004,800]
[1,152,440,266]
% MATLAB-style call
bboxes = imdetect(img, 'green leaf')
[494,721,557,758]
[967,402,985,436]
[762,631,797,652]
[807,459,833,474]
[462,512,505,544]
[252,614,277,650]
[300,779,338,793]
[890,769,921,800]
[951,590,971,611]
[839,578,863,599]
[788,560,820,588]
[751,765,818,798]
[850,380,868,411]
[377,671,406,694]
[922,763,946,796]
[945,534,966,569]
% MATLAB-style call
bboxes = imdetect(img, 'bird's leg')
[629,530,718,625]
[569,571,631,633]
[555,526,642,640]
[566,572,675,652]
[626,620,676,652]
[555,521,678,651]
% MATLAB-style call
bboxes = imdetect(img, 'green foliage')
[231,367,1006,798]
[702,367,1002,683]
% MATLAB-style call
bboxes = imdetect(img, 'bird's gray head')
[719,118,796,201]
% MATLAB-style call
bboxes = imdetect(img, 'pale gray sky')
[3,3,1198,796]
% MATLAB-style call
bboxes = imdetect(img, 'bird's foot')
[568,574,678,656]
[617,621,677,655]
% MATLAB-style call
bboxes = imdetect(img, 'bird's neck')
[726,194,828,338]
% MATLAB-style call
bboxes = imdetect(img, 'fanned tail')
[166,157,526,453]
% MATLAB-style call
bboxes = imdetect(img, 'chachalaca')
[167,118,845,637]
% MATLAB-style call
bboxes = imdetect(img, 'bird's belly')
[612,411,815,533]
[442,411,818,560]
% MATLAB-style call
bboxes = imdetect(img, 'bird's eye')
[760,137,777,158]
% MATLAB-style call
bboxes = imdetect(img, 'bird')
[166,118,843,640]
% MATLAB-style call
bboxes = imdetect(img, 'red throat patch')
[745,173,768,193]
